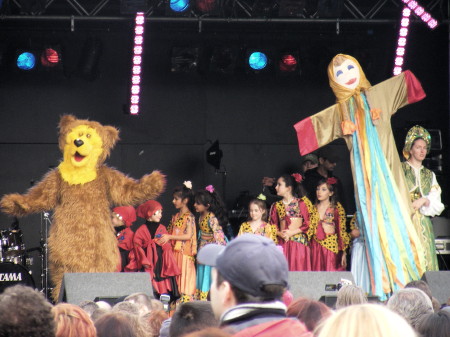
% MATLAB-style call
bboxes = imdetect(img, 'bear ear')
[102,125,120,151]
[59,115,77,134]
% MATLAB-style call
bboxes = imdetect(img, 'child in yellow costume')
[0,115,166,301]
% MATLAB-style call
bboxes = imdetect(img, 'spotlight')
[247,51,269,72]
[78,37,102,81]
[40,46,62,68]
[209,46,237,74]
[195,0,219,15]
[167,0,191,15]
[16,51,36,71]
[278,51,299,73]
[171,47,199,73]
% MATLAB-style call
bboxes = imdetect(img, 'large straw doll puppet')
[293,54,427,299]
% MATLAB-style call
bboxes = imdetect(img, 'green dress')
[402,161,445,271]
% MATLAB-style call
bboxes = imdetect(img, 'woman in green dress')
[402,125,445,271]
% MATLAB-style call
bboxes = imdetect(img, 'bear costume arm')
[103,167,166,206]
[1,169,60,217]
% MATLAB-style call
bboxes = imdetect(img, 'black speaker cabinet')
[421,271,450,305]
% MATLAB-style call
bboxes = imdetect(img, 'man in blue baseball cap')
[197,234,311,336]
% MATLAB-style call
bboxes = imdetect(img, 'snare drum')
[0,262,35,294]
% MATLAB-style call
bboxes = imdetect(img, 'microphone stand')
[40,212,52,300]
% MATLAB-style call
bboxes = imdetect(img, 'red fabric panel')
[404,70,426,104]
[293,117,318,156]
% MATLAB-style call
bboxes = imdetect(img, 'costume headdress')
[113,205,136,227]
[291,173,303,183]
[205,185,215,193]
[402,125,431,159]
[136,200,162,219]
[327,54,372,135]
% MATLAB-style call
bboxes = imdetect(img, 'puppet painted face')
[333,58,360,90]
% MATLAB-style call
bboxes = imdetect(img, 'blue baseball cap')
[197,234,289,297]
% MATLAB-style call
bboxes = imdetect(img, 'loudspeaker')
[58,272,153,305]
[421,271,450,305]
[288,271,355,300]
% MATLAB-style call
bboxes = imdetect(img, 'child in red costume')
[127,200,180,299]
[112,206,137,272]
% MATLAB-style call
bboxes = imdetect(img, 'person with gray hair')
[124,292,154,315]
[335,284,368,309]
[387,287,433,330]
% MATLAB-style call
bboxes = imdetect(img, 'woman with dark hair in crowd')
[416,310,450,337]
[268,173,314,271]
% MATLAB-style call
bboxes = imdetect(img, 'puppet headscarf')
[327,54,372,135]
[136,200,162,219]
[402,125,431,160]
[113,206,136,227]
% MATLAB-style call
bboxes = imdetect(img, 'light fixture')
[247,51,269,71]
[127,12,146,115]
[209,46,237,74]
[278,51,299,73]
[400,0,438,29]
[171,47,199,73]
[167,0,191,15]
[16,51,36,71]
[393,7,410,75]
[40,46,62,68]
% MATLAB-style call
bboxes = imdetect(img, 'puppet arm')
[0,169,59,217]
[293,104,342,156]
[104,167,166,206]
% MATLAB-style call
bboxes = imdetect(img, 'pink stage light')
[128,12,146,115]
[393,7,411,75]
[400,0,438,29]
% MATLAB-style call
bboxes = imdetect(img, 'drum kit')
[0,228,35,293]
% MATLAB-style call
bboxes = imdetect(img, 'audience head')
[416,309,450,337]
[169,301,219,337]
[0,285,55,337]
[124,292,154,315]
[387,287,433,329]
[95,311,142,337]
[53,303,96,337]
[143,309,168,337]
[316,303,416,337]
[276,173,305,198]
[287,297,332,332]
[112,301,140,316]
[335,284,367,309]
[404,280,433,300]
[198,234,288,318]
[79,300,99,317]
[91,307,110,322]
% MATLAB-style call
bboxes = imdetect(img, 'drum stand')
[40,212,52,300]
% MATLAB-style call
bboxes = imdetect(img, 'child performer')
[128,200,180,299]
[309,178,350,271]
[159,181,197,303]
[238,196,277,243]
[269,173,315,271]
[112,206,136,272]
[194,185,227,300]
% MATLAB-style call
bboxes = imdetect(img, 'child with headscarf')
[127,200,181,300]
[112,206,137,272]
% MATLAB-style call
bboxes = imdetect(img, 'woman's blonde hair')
[316,304,417,337]
[52,303,96,337]
[335,284,367,309]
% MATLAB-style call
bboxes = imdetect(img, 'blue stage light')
[170,0,189,12]
[248,52,268,70]
[17,52,36,70]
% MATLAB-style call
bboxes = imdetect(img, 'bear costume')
[0,115,166,301]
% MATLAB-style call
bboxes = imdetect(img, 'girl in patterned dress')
[159,181,197,303]
[194,185,227,300]
[309,178,350,271]
[269,173,315,271]
[238,197,277,243]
